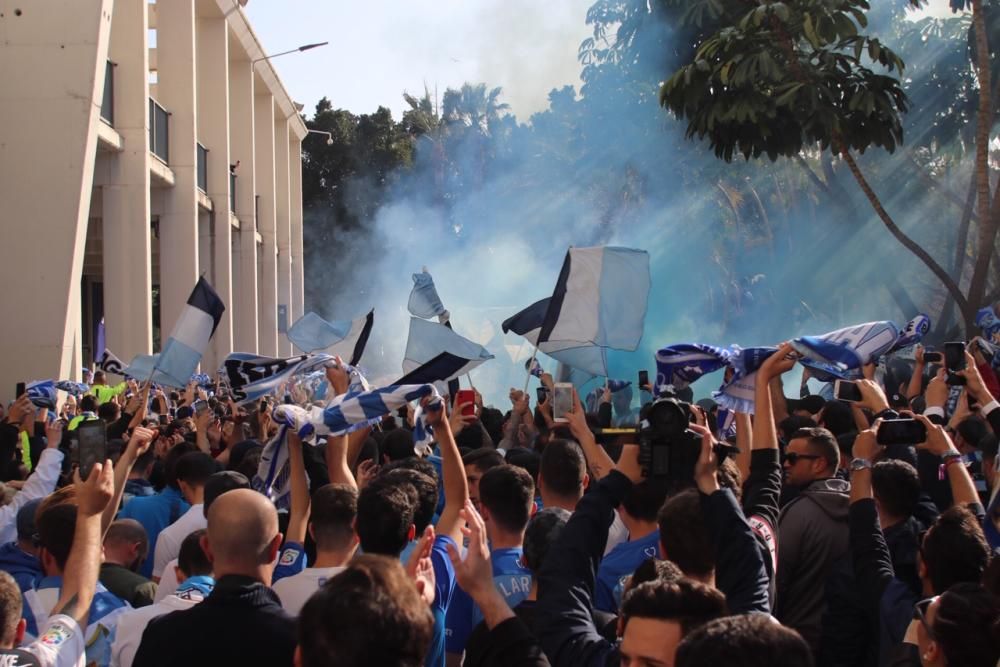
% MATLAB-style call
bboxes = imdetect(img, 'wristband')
[938,452,965,480]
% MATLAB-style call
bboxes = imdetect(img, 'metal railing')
[230,171,237,213]
[101,60,114,125]
[148,97,169,162]
[197,143,207,192]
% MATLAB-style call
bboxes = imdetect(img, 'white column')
[290,139,305,324]
[275,116,292,356]
[155,0,199,342]
[196,14,232,369]
[0,0,114,396]
[103,0,153,365]
[229,58,257,352]
[254,93,278,356]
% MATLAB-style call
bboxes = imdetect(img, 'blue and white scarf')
[54,381,90,396]
[713,345,778,415]
[322,383,441,456]
[655,344,731,394]
[888,314,931,353]
[253,404,317,511]
[717,408,737,441]
[791,321,901,381]
[26,380,57,410]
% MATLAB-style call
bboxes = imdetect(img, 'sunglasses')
[783,452,822,465]
[915,596,938,640]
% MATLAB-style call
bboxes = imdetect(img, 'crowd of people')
[0,339,998,667]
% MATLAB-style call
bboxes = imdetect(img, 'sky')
[245,0,594,121]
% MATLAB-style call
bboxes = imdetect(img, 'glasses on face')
[783,452,822,465]
[915,597,938,640]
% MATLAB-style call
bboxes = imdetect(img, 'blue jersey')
[594,530,660,613]
[426,534,458,667]
[272,540,308,584]
[445,547,532,654]
[117,486,190,578]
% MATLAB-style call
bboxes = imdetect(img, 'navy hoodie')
[0,542,42,593]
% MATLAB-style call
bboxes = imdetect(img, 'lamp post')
[252,42,329,66]
[307,130,334,145]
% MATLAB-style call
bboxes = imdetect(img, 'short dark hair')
[310,484,358,552]
[478,465,535,534]
[621,578,726,636]
[380,457,440,485]
[0,571,22,645]
[922,505,991,594]
[622,478,670,523]
[163,441,198,489]
[356,480,417,556]
[36,502,77,570]
[98,401,120,422]
[177,529,212,577]
[455,422,488,451]
[104,519,149,566]
[871,459,921,519]
[791,427,840,472]
[462,448,505,472]
[522,508,570,573]
[539,439,586,500]
[798,395,826,415]
[630,557,684,589]
[931,583,1000,667]
[981,432,999,462]
[956,416,989,449]
[820,400,856,437]
[778,415,814,442]
[174,452,219,488]
[675,614,814,667]
[377,469,436,533]
[504,448,540,482]
[298,555,433,667]
[381,429,416,462]
[658,489,713,578]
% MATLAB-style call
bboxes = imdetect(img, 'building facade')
[0,0,306,397]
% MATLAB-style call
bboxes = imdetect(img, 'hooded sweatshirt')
[0,542,41,593]
[775,477,850,652]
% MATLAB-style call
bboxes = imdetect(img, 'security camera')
[326,137,333,145]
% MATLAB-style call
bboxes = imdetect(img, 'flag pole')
[522,346,539,394]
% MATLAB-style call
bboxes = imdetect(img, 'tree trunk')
[936,172,978,337]
[839,148,970,318]
[965,0,998,334]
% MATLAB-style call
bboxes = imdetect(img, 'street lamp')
[252,42,329,65]
[307,130,334,146]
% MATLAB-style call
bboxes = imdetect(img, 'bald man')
[131,490,296,667]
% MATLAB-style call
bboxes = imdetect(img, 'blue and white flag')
[253,405,317,511]
[791,321,900,380]
[26,381,57,410]
[97,348,126,377]
[584,386,604,414]
[538,246,650,352]
[503,298,608,377]
[190,374,213,387]
[54,381,90,396]
[408,269,448,321]
[976,304,1000,340]
[608,379,631,393]
[655,344,731,394]
[713,346,778,415]
[156,278,226,388]
[555,361,598,389]
[717,408,737,441]
[122,354,187,387]
[287,310,374,367]
[525,358,543,378]
[222,353,334,405]
[403,318,493,382]
[322,384,441,456]
[889,314,931,353]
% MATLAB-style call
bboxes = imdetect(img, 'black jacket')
[132,575,296,667]
[742,449,783,606]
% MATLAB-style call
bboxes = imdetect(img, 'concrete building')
[0,0,307,398]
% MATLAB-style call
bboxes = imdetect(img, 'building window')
[101,60,114,126]
[149,97,169,162]
[197,143,208,192]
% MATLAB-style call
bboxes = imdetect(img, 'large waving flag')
[97,348,126,376]
[538,246,650,351]
[153,278,225,387]
[222,353,324,404]
[408,269,448,321]
[287,310,374,366]
[791,321,900,380]
[122,354,188,387]
[502,298,608,377]
[402,318,494,382]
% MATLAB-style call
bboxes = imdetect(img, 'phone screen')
[536,387,547,404]
[834,380,863,403]
[638,370,649,389]
[14,382,24,398]
[552,383,573,422]
[76,420,107,480]
[876,418,927,446]
[944,342,967,371]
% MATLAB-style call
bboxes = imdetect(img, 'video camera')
[637,398,739,482]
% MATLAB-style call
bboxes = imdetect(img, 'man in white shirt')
[112,530,214,667]
[273,484,358,615]
[0,459,116,667]
[151,453,217,582]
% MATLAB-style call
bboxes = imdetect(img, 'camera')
[637,398,738,482]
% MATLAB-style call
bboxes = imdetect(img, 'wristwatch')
[850,458,873,472]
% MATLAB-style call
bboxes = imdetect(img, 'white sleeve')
[151,531,171,579]
[23,614,86,667]
[153,560,179,603]
[0,449,64,545]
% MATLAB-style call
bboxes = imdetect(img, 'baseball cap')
[203,470,251,517]
[17,498,43,542]
[523,507,571,573]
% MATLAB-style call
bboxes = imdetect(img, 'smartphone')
[877,418,927,446]
[193,399,209,417]
[552,383,573,422]
[76,420,108,480]
[14,382,24,398]
[944,341,967,385]
[834,380,863,403]
[455,389,476,417]
[923,351,943,364]
[638,370,649,390]
[536,387,547,404]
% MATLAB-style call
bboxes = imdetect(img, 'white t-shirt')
[152,560,180,603]
[604,513,629,556]
[152,505,206,579]
[8,614,87,667]
[272,567,346,616]
[111,591,204,667]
